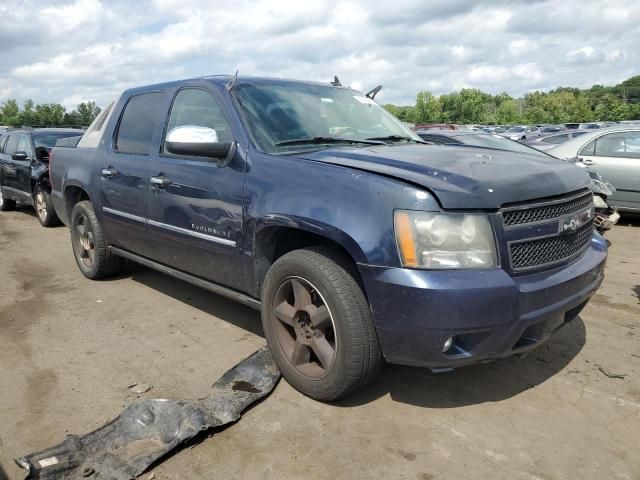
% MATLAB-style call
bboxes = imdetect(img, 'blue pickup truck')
[50,75,607,401]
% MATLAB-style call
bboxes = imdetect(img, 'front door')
[579,130,640,210]
[100,91,165,255]
[146,87,245,291]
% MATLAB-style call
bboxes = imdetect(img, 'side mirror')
[12,151,28,161]
[165,125,235,167]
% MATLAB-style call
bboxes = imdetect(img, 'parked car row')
[414,129,622,232]
[1,75,609,403]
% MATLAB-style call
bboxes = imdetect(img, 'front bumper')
[359,234,607,368]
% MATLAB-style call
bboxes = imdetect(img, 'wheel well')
[64,186,90,216]
[255,226,364,294]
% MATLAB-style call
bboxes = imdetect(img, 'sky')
[0,0,639,109]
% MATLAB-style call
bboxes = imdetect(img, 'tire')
[261,247,382,401]
[34,186,61,227]
[0,186,16,211]
[70,200,123,279]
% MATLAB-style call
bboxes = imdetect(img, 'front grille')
[503,192,593,227]
[509,222,594,271]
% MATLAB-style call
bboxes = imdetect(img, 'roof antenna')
[225,70,238,91]
[365,85,382,100]
[330,76,342,87]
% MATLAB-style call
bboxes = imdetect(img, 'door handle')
[150,176,172,188]
[582,158,595,165]
[101,167,118,178]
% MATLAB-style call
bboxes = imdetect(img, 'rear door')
[145,86,246,290]
[100,91,165,255]
[579,130,640,210]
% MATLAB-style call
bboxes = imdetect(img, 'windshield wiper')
[365,135,427,144]
[275,137,385,147]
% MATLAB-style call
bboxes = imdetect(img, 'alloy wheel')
[271,277,338,379]
[36,192,47,220]
[73,213,96,268]
[0,188,3,208]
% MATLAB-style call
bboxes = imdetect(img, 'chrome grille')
[509,222,594,271]
[503,192,593,227]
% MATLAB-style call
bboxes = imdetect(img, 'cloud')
[0,0,638,108]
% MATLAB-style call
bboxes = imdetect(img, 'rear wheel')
[35,186,61,227]
[262,247,382,401]
[0,187,16,211]
[70,200,123,279]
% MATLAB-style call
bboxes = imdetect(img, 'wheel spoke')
[75,223,85,237]
[274,301,297,327]
[290,341,311,366]
[307,305,331,330]
[291,279,312,309]
[79,248,89,259]
[311,334,335,369]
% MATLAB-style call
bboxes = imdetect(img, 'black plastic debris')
[16,347,280,480]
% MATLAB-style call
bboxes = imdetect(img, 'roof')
[122,75,358,96]
[3,128,85,134]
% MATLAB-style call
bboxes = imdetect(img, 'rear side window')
[115,92,164,155]
[4,134,18,155]
[0,134,7,153]
[78,101,115,149]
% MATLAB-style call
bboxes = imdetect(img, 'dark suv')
[0,128,83,226]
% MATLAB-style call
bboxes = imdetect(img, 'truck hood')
[298,144,589,209]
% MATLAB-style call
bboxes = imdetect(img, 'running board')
[108,246,261,310]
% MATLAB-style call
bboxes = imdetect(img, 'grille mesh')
[509,222,593,271]
[503,193,593,227]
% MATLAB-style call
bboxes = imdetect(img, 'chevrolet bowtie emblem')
[560,208,593,234]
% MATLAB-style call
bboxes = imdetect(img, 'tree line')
[0,99,101,128]
[385,75,640,125]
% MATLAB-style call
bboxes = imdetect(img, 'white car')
[549,127,640,212]
[502,125,542,141]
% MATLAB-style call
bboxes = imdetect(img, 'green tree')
[414,91,441,123]
[1,99,21,126]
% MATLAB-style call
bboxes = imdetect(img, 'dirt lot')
[0,208,639,480]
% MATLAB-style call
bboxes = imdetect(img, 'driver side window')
[16,135,30,157]
[164,88,232,154]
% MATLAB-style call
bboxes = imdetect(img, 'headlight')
[394,210,498,269]
[592,195,608,209]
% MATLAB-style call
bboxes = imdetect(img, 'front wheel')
[70,200,123,279]
[261,247,382,401]
[35,186,61,227]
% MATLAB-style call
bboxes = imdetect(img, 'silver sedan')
[549,127,640,212]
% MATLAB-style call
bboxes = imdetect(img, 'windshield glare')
[233,83,421,152]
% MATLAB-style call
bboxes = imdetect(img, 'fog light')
[442,336,454,353]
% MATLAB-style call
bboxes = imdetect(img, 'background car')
[525,130,591,151]
[549,127,640,212]
[415,129,550,156]
[500,125,542,141]
[565,123,600,130]
[0,127,84,226]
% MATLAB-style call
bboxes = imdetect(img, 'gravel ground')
[1,208,639,480]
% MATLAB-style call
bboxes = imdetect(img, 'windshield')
[507,126,525,133]
[233,82,422,153]
[34,132,82,150]
[455,134,549,157]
